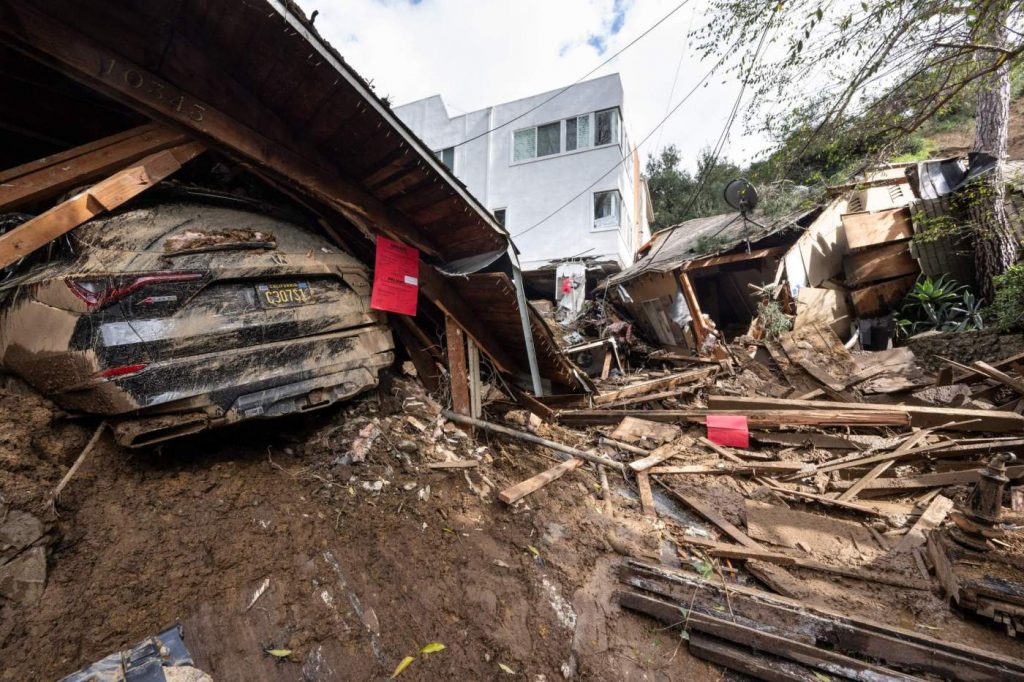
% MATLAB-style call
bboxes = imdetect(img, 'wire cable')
[632,8,778,273]
[510,44,736,240]
[450,0,693,149]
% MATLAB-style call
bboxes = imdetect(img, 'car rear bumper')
[56,324,393,441]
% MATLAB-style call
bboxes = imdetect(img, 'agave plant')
[896,275,984,338]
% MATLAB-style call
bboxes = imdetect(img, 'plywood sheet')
[844,241,919,287]
[745,500,879,558]
[794,287,851,339]
[842,208,913,250]
[849,274,917,317]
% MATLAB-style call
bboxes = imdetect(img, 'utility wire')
[450,0,693,149]
[634,9,778,273]
[510,45,734,240]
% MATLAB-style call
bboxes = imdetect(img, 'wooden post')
[446,316,471,416]
[678,270,707,347]
[467,337,482,418]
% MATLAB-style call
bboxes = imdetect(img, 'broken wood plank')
[745,561,811,600]
[593,367,715,405]
[628,444,681,472]
[972,361,1024,396]
[609,416,681,444]
[836,460,894,502]
[842,207,913,249]
[601,385,701,408]
[850,274,918,317]
[698,435,773,461]
[762,484,888,517]
[425,460,479,470]
[708,395,1024,432]
[833,466,1024,493]
[560,408,910,429]
[893,495,953,553]
[498,458,582,504]
[597,436,650,457]
[0,142,205,269]
[442,411,625,472]
[678,271,707,346]
[677,535,796,565]
[445,316,471,417]
[656,481,764,550]
[649,462,813,476]
[751,431,863,450]
[0,124,188,210]
[636,471,656,518]
[619,561,1024,680]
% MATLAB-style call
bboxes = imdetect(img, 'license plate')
[256,281,314,308]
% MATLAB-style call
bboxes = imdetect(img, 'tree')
[693,0,1024,296]
[644,145,741,231]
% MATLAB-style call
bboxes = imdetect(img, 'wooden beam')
[558,408,910,429]
[0,1,447,259]
[657,481,764,550]
[972,361,1024,396]
[707,395,1024,432]
[628,444,679,472]
[0,142,204,269]
[594,367,715,405]
[636,471,656,518]
[682,245,788,272]
[893,495,953,553]
[836,460,894,502]
[0,123,187,210]
[445,316,471,417]
[832,465,1024,493]
[678,271,707,346]
[498,458,581,504]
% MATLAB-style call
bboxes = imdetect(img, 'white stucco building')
[394,73,652,288]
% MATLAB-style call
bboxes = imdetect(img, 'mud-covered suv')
[0,194,393,447]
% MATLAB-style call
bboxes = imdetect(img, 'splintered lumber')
[751,431,863,450]
[498,458,582,504]
[893,495,953,553]
[649,462,813,476]
[594,367,715,405]
[0,124,189,210]
[618,560,1024,681]
[744,561,811,600]
[0,142,205,269]
[442,411,625,472]
[698,435,773,461]
[763,484,888,517]
[636,472,656,518]
[836,460,894,501]
[833,465,1024,493]
[816,429,945,475]
[708,395,1024,432]
[598,436,650,457]
[559,409,910,429]
[601,386,699,408]
[677,535,796,565]
[609,416,681,444]
[628,444,680,472]
[656,481,764,550]
[49,421,107,514]
[972,361,1024,396]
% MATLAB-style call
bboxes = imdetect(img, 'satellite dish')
[724,178,759,213]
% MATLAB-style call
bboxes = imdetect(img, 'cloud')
[299,0,774,172]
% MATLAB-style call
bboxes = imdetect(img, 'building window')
[513,128,536,161]
[493,208,507,227]
[536,122,561,157]
[565,115,590,152]
[595,108,619,146]
[435,147,455,171]
[594,190,621,229]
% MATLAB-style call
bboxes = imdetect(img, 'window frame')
[435,146,455,172]
[492,207,507,227]
[592,189,622,232]
[510,107,621,165]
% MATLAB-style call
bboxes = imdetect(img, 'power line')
[450,0,693,150]
[510,46,733,240]
[635,9,777,272]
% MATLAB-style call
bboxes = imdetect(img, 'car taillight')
[65,272,203,309]
[94,364,147,379]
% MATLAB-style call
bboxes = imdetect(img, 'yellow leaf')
[420,642,446,654]
[499,663,516,674]
[265,648,292,658]
[392,656,415,678]
[526,545,539,557]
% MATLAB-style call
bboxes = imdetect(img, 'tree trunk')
[972,15,1019,301]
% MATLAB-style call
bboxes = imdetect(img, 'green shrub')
[896,275,984,338]
[992,264,1024,332]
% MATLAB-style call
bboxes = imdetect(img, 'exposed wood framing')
[0,123,187,210]
[681,245,788,272]
[677,271,707,346]
[0,141,205,269]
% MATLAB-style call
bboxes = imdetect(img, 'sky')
[297,0,776,174]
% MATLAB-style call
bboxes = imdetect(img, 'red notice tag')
[370,236,419,316]
[706,415,749,449]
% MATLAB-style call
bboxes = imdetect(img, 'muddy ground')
[2,373,1023,680]
[0,376,715,681]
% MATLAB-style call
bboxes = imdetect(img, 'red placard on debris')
[370,236,419,316]
[706,414,749,448]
